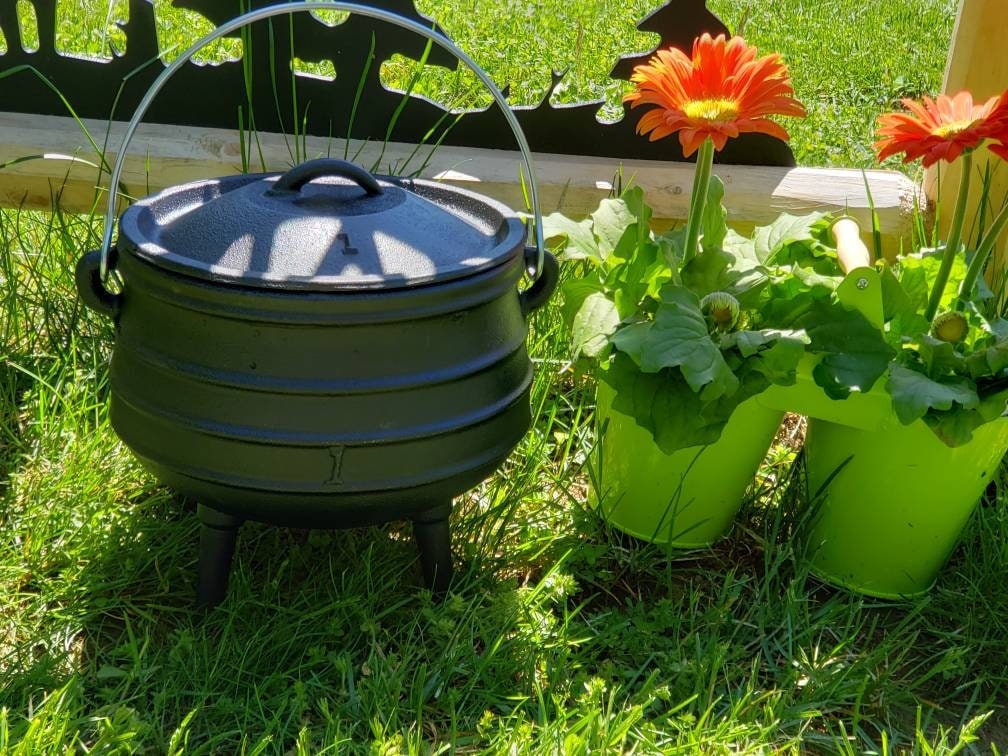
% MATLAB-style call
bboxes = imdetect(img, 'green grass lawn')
[7,1,1008,754]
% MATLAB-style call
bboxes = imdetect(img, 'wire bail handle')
[97,1,546,285]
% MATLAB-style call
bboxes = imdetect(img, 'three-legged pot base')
[195,502,454,607]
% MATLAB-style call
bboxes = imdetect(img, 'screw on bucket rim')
[96,1,546,290]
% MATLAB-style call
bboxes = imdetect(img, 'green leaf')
[752,335,806,385]
[697,368,771,428]
[542,213,599,261]
[777,243,837,276]
[985,341,1008,375]
[569,290,621,359]
[887,363,979,424]
[761,287,814,327]
[609,321,650,360]
[591,191,643,258]
[610,285,739,398]
[886,311,930,348]
[973,269,997,304]
[986,318,1008,340]
[879,263,916,321]
[608,214,648,266]
[721,329,776,358]
[656,226,685,272]
[966,337,1008,379]
[717,233,772,308]
[686,216,781,306]
[723,229,759,268]
[700,175,727,254]
[720,329,806,384]
[680,246,733,299]
[721,328,806,357]
[916,334,966,375]
[920,380,1008,448]
[978,384,1008,421]
[791,264,842,292]
[601,353,726,452]
[560,278,602,327]
[620,185,654,240]
[800,300,894,398]
[923,408,987,447]
[923,384,1008,446]
[811,352,888,399]
[902,253,968,313]
[896,261,929,313]
[608,230,662,318]
[754,212,828,264]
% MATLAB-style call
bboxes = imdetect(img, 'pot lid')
[117,159,527,291]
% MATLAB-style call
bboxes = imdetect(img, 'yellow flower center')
[932,119,974,139]
[683,98,740,122]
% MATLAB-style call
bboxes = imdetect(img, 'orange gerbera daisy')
[875,90,1008,167]
[623,33,806,157]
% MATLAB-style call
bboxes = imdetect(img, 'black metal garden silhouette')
[0,0,793,166]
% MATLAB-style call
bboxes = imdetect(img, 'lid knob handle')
[267,158,385,197]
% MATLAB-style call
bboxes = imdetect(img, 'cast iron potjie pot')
[75,3,559,606]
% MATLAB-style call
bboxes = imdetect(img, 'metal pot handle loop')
[267,158,385,196]
[97,2,546,287]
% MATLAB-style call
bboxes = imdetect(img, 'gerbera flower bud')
[930,311,969,343]
[700,291,741,331]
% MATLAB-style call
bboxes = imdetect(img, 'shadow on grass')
[3,452,608,752]
[552,442,1008,752]
[4,347,1007,752]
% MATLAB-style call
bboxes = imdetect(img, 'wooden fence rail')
[0,112,920,245]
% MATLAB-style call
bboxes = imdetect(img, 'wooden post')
[924,0,1008,259]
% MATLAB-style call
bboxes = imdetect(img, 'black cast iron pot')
[77,159,558,605]
[75,3,559,606]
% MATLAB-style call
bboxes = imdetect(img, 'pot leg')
[412,504,453,595]
[196,504,243,608]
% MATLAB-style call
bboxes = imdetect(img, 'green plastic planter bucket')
[803,413,1008,598]
[593,382,784,547]
[758,354,891,431]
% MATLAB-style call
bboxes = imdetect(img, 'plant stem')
[924,152,972,322]
[681,137,715,266]
[957,202,1008,305]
